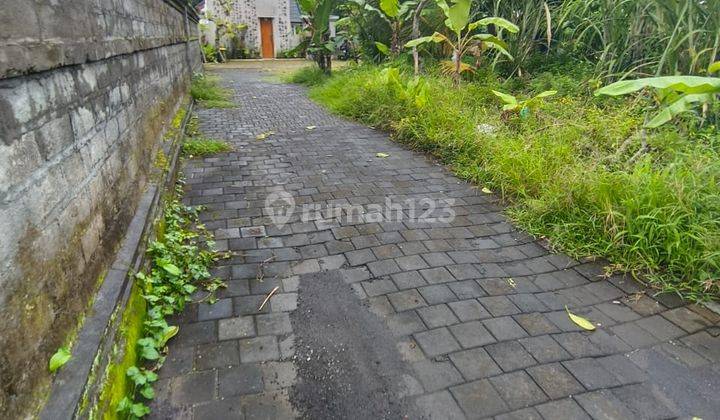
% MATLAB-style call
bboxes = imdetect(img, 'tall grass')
[304,65,720,301]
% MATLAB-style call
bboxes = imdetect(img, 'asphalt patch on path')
[290,270,420,419]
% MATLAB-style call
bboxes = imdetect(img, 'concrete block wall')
[0,0,201,416]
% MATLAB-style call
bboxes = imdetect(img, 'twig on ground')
[258,286,280,311]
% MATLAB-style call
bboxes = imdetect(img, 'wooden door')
[260,18,274,58]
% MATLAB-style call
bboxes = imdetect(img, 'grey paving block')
[219,316,256,340]
[412,359,464,392]
[661,307,713,333]
[484,316,528,341]
[514,313,560,336]
[535,398,590,420]
[610,383,680,419]
[420,267,456,284]
[174,320,217,347]
[256,312,292,335]
[448,280,486,299]
[478,296,521,317]
[527,363,585,399]
[170,370,216,405]
[490,371,548,409]
[450,379,508,418]
[575,390,635,419]
[388,289,427,312]
[197,298,234,321]
[562,358,621,390]
[449,347,502,380]
[261,361,297,391]
[362,278,398,296]
[367,259,402,277]
[193,398,244,420]
[270,292,297,312]
[449,320,496,348]
[195,340,240,370]
[239,336,280,363]
[418,284,457,304]
[386,311,427,336]
[395,254,430,271]
[417,304,459,328]
[519,335,571,363]
[448,299,491,321]
[218,363,264,397]
[495,408,543,420]
[635,314,685,341]
[392,271,427,289]
[486,341,536,372]
[414,327,462,357]
[554,332,604,358]
[414,391,465,420]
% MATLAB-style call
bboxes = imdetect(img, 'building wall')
[206,0,297,55]
[0,0,201,416]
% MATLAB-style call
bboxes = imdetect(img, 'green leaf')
[374,42,390,55]
[297,0,317,14]
[49,347,71,373]
[130,402,151,418]
[379,0,399,18]
[479,36,513,59]
[646,93,713,128]
[491,90,518,105]
[446,0,471,35]
[535,90,557,98]
[140,385,155,400]
[405,32,447,48]
[158,261,181,276]
[565,306,596,331]
[117,397,132,413]
[709,61,720,74]
[472,34,509,52]
[468,17,519,33]
[141,345,160,360]
[158,325,179,347]
[594,76,720,97]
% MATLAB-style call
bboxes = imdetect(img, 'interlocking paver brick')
[490,371,548,409]
[196,341,240,370]
[554,332,604,358]
[412,359,464,392]
[450,379,508,418]
[486,341,536,372]
[448,299,491,321]
[391,271,427,289]
[478,296,521,317]
[170,370,216,405]
[420,267,456,284]
[256,313,292,335]
[421,252,454,267]
[239,336,280,363]
[449,320,496,348]
[519,335,571,363]
[484,316,528,341]
[417,304,459,328]
[388,289,426,312]
[527,363,584,399]
[562,358,621,390]
[414,391,465,420]
[218,363,264,397]
[418,284,457,304]
[449,347,502,380]
[386,311,427,336]
[575,390,635,419]
[535,398,590,420]
[367,259,402,277]
[395,255,429,271]
[514,313,560,336]
[414,327,462,356]
[362,278,398,297]
[448,280,486,299]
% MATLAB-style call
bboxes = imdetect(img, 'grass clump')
[190,74,235,108]
[302,65,720,301]
[182,137,232,157]
[285,65,329,86]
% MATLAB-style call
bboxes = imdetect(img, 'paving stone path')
[150,67,720,419]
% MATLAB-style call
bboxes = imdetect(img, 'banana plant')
[595,75,720,128]
[492,90,557,118]
[299,0,337,74]
[358,0,417,56]
[405,0,518,85]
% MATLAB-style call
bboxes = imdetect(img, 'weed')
[190,75,235,108]
[285,65,329,86]
[182,138,233,157]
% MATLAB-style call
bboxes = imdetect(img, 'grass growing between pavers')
[182,137,233,157]
[190,74,235,108]
[295,64,720,302]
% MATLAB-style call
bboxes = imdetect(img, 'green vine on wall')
[116,183,227,418]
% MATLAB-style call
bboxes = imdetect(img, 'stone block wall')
[0,0,201,416]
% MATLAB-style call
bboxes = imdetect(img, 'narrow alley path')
[150,66,720,420]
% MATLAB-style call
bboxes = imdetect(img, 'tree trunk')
[453,49,461,86]
[412,0,429,75]
[390,22,400,56]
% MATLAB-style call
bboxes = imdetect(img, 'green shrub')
[286,65,329,86]
[190,75,235,108]
[182,138,232,157]
[308,65,720,301]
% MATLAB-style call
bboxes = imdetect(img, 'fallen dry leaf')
[306,125,317,130]
[376,152,390,158]
[481,187,492,194]
[256,130,276,140]
[565,306,596,331]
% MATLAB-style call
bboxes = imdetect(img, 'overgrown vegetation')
[190,74,235,108]
[285,65,329,85]
[112,186,226,418]
[298,62,720,301]
[182,138,233,157]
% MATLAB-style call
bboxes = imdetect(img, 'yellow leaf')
[506,278,516,288]
[306,125,316,130]
[565,306,596,331]
[376,152,390,158]
[481,187,492,194]
[256,131,275,140]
